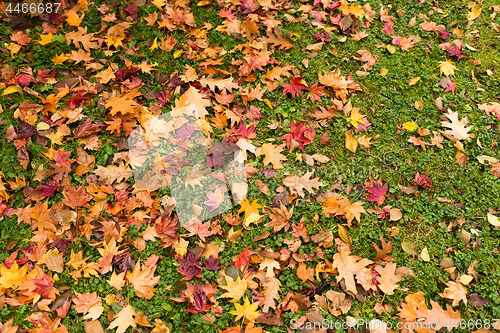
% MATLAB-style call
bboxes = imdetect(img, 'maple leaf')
[411,171,435,191]
[308,105,338,119]
[108,304,137,333]
[444,40,467,60]
[365,181,388,206]
[261,277,281,313]
[306,83,326,103]
[397,291,427,322]
[438,279,467,307]
[126,260,160,299]
[107,270,126,290]
[331,249,373,295]
[219,273,248,303]
[73,292,102,316]
[283,170,324,197]
[415,300,461,331]
[260,143,287,169]
[281,77,308,100]
[201,188,226,212]
[440,109,473,142]
[374,262,406,295]
[229,297,260,323]
[265,203,293,233]
[439,60,457,76]
[203,256,220,270]
[105,96,143,116]
[62,180,91,209]
[234,246,255,269]
[177,251,202,280]
[0,261,28,290]
[281,120,314,152]
[296,262,314,283]
[183,219,213,242]
[238,198,262,221]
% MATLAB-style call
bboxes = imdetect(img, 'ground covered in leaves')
[0,0,500,332]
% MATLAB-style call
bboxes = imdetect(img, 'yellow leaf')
[408,77,420,86]
[3,85,19,96]
[439,60,457,76]
[229,297,260,323]
[386,45,396,54]
[244,213,263,227]
[291,32,301,38]
[238,198,263,221]
[173,50,182,58]
[149,37,158,51]
[467,6,482,20]
[66,10,83,27]
[51,53,69,65]
[402,122,418,131]
[5,43,21,56]
[198,0,211,5]
[414,101,424,110]
[152,0,165,9]
[380,68,388,76]
[345,133,358,153]
[219,274,247,303]
[263,98,273,109]
[93,66,116,84]
[37,33,54,46]
[0,261,29,290]
[346,109,366,129]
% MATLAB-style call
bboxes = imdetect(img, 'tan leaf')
[261,277,281,313]
[440,109,473,142]
[108,305,136,333]
[283,169,324,197]
[84,320,105,333]
[438,279,467,307]
[331,249,373,295]
[46,252,64,273]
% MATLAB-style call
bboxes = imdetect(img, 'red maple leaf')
[281,77,308,100]
[281,120,315,152]
[365,182,388,206]
[74,117,103,137]
[232,122,256,138]
[124,1,138,19]
[444,40,467,60]
[382,22,394,35]
[201,189,225,212]
[443,78,456,93]
[36,180,60,198]
[15,74,37,87]
[234,246,255,269]
[177,251,202,280]
[411,171,435,190]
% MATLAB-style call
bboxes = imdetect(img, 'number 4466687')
[6,2,62,14]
